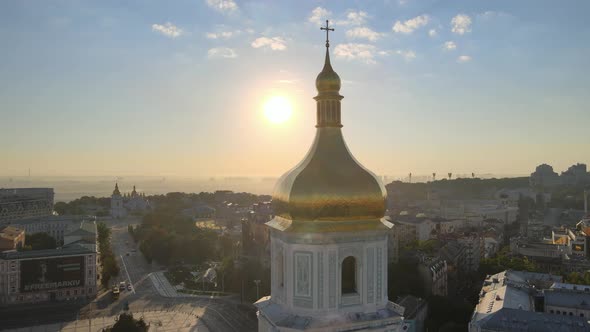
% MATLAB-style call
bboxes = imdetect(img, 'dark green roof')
[1,245,93,260]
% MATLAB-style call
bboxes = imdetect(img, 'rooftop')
[0,226,24,240]
[470,270,590,332]
[397,295,427,319]
[545,289,590,310]
[255,297,403,330]
[0,244,93,260]
[9,215,88,226]
[478,308,590,332]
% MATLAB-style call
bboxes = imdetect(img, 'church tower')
[110,182,126,219]
[255,21,406,332]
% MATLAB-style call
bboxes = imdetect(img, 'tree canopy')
[25,233,57,250]
[107,313,147,332]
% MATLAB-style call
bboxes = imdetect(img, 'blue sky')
[0,0,589,177]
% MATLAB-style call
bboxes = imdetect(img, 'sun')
[263,96,293,124]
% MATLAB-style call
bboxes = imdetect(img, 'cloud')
[457,55,471,63]
[308,7,331,25]
[308,8,369,27]
[208,47,237,58]
[251,37,287,51]
[396,50,416,61]
[206,0,238,14]
[346,27,382,42]
[392,15,429,34]
[378,49,417,61]
[443,41,457,50]
[428,29,437,37]
[334,43,377,64]
[152,22,183,38]
[451,14,472,35]
[340,11,368,25]
[206,31,234,39]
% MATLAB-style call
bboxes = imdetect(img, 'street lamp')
[254,280,261,300]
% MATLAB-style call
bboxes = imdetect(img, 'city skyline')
[1,0,589,177]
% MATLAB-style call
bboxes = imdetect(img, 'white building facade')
[0,246,97,305]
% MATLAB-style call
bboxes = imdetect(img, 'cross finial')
[320,20,334,48]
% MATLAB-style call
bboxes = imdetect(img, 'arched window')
[342,256,356,294]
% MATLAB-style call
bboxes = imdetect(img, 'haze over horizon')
[1,0,589,178]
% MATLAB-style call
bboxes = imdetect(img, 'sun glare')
[263,96,293,124]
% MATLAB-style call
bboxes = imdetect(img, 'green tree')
[54,202,68,215]
[25,233,57,250]
[97,222,119,287]
[108,313,147,332]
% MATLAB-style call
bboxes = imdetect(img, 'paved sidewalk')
[3,310,209,332]
[149,271,180,298]
[149,271,230,299]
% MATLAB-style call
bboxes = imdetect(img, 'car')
[127,284,133,291]
[119,282,126,291]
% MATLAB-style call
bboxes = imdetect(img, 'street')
[0,217,257,331]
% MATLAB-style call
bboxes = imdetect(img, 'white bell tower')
[255,20,406,332]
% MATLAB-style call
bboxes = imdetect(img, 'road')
[0,216,257,331]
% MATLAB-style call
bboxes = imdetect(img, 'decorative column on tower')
[255,20,407,332]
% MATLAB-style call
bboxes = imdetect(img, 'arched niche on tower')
[341,256,357,294]
[338,247,362,307]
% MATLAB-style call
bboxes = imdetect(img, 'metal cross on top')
[320,19,334,48]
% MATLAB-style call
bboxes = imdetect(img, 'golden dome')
[315,50,341,95]
[269,36,388,233]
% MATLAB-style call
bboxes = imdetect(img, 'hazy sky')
[1,0,589,178]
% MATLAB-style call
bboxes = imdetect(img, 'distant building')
[439,241,465,295]
[217,201,249,228]
[63,220,97,252]
[417,256,447,296]
[0,226,25,252]
[469,270,590,332]
[241,202,272,265]
[388,223,400,263]
[458,234,482,272]
[391,213,435,246]
[0,188,54,224]
[530,164,561,188]
[0,243,98,305]
[481,220,504,258]
[110,183,150,219]
[397,295,428,332]
[561,163,590,185]
[7,215,86,244]
[182,205,216,220]
[530,163,590,188]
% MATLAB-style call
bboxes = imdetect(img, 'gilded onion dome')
[315,48,341,96]
[113,183,121,196]
[269,23,388,233]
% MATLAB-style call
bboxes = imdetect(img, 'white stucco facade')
[256,223,407,331]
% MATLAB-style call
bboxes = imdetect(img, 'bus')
[112,286,120,299]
